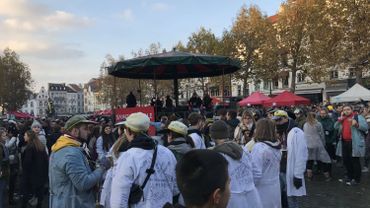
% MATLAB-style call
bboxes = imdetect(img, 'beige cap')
[123,112,150,132]
[168,121,188,136]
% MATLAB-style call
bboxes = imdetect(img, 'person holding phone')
[335,105,368,185]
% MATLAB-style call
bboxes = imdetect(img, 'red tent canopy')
[93,109,112,116]
[263,91,310,107]
[238,91,270,106]
[8,111,34,119]
[212,97,221,105]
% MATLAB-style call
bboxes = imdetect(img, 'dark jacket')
[21,144,48,195]
[318,116,336,144]
[226,119,240,140]
[295,116,306,130]
[0,142,9,180]
[167,137,192,161]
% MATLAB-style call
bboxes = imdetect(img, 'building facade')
[83,78,109,112]
[68,84,84,114]
[21,94,38,116]
[36,86,49,117]
[48,83,67,115]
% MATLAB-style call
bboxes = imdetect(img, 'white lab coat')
[110,145,179,208]
[100,139,123,208]
[286,127,308,197]
[189,132,206,149]
[220,148,262,208]
[251,142,282,208]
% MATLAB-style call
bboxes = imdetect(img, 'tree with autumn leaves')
[0,48,33,113]
[100,0,368,106]
[274,0,369,90]
[100,0,369,107]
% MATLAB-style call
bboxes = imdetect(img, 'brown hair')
[242,110,256,123]
[25,130,45,152]
[254,118,276,142]
[0,128,6,138]
[306,112,318,126]
[188,113,203,126]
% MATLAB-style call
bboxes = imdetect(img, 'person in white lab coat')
[100,121,129,208]
[210,120,262,208]
[286,127,308,208]
[187,112,206,149]
[251,118,282,208]
[110,113,179,208]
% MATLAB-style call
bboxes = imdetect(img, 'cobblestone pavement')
[301,163,370,208]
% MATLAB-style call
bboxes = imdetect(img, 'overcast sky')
[0,0,284,91]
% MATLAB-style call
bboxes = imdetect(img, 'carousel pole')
[222,68,225,109]
[112,76,117,123]
[174,78,179,107]
[138,79,142,106]
[154,73,158,121]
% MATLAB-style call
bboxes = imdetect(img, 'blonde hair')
[254,118,276,142]
[306,112,317,126]
[112,126,128,158]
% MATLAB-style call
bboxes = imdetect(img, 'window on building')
[263,80,269,90]
[237,85,242,96]
[30,101,33,107]
[297,73,305,83]
[330,70,338,79]
[349,68,355,77]
[39,101,42,106]
[224,86,231,97]
[273,79,279,89]
[283,76,289,87]
[255,82,260,91]
[210,87,219,97]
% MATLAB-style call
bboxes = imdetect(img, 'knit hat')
[31,120,42,128]
[210,120,229,140]
[123,112,150,133]
[168,121,188,136]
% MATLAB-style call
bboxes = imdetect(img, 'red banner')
[115,106,156,135]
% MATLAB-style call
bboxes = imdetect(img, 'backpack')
[354,114,368,137]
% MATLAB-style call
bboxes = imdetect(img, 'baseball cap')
[327,105,334,111]
[115,119,126,126]
[64,115,97,131]
[123,112,150,133]
[272,110,288,120]
[168,121,188,136]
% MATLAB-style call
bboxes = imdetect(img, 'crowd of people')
[0,101,368,208]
